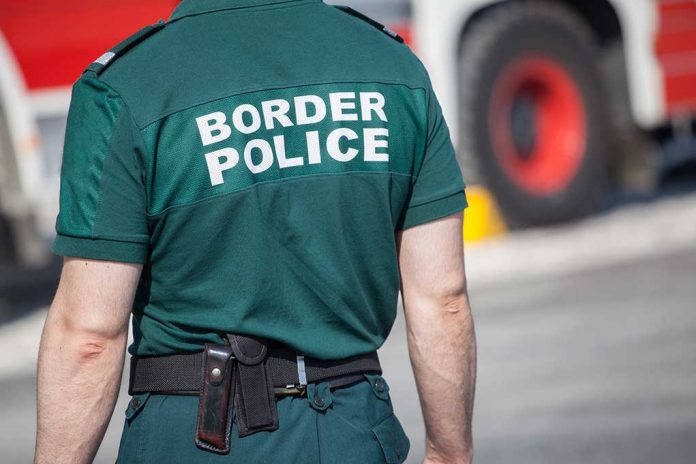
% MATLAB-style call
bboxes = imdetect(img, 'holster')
[227,334,279,436]
[195,334,279,454]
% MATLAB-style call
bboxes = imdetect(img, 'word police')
[196,92,390,186]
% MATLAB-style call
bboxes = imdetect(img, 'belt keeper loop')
[296,354,307,387]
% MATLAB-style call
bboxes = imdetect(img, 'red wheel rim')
[489,55,587,196]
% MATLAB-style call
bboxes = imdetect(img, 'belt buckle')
[274,384,307,397]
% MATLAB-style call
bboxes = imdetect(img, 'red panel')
[0,0,178,89]
[659,0,696,14]
[655,30,696,55]
[655,0,696,114]
[663,75,696,104]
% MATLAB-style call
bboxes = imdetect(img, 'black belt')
[128,334,381,455]
[129,346,381,395]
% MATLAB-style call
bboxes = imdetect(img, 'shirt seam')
[91,100,125,240]
[136,80,428,129]
[56,232,149,245]
[407,189,466,209]
[147,170,414,217]
[88,77,155,237]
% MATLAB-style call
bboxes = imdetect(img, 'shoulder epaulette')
[85,20,167,75]
[334,6,404,44]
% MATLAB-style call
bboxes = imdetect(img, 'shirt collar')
[170,0,311,21]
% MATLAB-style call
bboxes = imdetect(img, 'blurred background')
[0,0,695,462]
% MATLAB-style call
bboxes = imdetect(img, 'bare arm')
[397,213,476,464]
[35,258,142,464]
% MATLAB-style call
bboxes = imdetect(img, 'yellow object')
[463,186,507,241]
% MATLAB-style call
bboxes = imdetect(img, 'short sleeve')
[52,74,149,263]
[400,82,467,229]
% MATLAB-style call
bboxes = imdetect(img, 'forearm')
[35,306,126,464]
[406,295,476,464]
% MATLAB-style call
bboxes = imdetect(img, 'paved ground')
[1,191,695,463]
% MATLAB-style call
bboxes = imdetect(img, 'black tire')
[599,41,658,192]
[458,1,609,227]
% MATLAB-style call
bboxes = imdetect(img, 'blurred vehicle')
[414,0,696,226]
[0,0,179,268]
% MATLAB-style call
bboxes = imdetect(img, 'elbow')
[435,293,476,344]
[403,280,471,317]
[54,334,125,369]
[434,277,470,315]
[62,317,126,344]
[75,339,110,361]
[51,330,124,365]
[430,272,470,315]
[51,297,127,344]
[39,322,125,372]
[43,306,126,365]
[440,292,471,315]
[62,327,126,364]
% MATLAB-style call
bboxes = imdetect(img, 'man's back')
[54,0,466,359]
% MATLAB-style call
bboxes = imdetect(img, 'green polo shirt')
[53,0,467,359]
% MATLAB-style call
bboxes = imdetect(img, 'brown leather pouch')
[195,343,235,454]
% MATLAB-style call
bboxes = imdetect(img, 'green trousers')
[116,373,410,463]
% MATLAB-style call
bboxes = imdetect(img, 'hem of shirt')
[400,190,468,230]
[52,234,148,264]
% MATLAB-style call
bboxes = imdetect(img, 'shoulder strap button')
[334,6,405,43]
